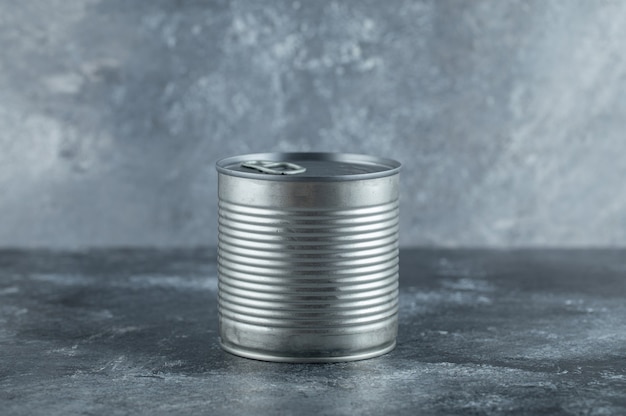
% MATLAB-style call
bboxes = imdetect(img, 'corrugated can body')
[216,153,401,362]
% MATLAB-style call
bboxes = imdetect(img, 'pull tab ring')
[241,160,306,175]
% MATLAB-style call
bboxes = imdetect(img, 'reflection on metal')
[216,153,401,362]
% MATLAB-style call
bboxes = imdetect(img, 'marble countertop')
[1,249,625,415]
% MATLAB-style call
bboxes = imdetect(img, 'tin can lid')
[216,152,401,181]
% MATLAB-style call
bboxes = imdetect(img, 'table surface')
[1,249,625,415]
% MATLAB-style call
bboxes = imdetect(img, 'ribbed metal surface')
[216,152,400,362]
[218,200,399,326]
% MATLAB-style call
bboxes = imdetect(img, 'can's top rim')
[216,152,401,181]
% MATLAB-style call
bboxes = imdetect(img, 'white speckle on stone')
[0,286,19,296]
[232,17,245,32]
[112,326,141,335]
[602,371,626,381]
[231,16,259,46]
[363,18,375,32]
[43,73,83,94]
[142,13,165,30]
[477,295,492,304]
[441,278,494,292]
[91,309,114,320]
[272,34,300,59]
[399,287,495,317]
[49,344,79,357]
[342,42,361,61]
[164,32,177,48]
[493,218,516,230]
[437,258,487,279]
[162,360,185,368]
[356,57,381,71]
[31,274,90,286]
[128,275,218,292]
[80,58,121,81]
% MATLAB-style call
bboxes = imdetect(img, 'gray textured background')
[1,0,626,249]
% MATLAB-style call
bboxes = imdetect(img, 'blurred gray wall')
[1,0,626,249]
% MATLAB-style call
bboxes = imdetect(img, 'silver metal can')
[216,153,401,362]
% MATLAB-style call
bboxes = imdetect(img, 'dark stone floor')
[1,249,625,415]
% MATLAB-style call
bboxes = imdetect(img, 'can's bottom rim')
[219,341,396,363]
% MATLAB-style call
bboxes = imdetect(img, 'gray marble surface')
[2,1,626,248]
[1,248,625,415]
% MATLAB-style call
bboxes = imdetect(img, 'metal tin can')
[216,152,401,362]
